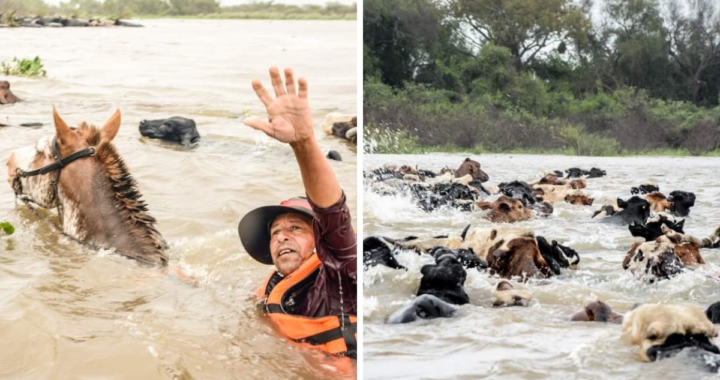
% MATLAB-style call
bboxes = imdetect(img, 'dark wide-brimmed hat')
[238,197,314,265]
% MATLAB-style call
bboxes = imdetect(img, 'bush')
[1,56,47,77]
[0,221,14,236]
[364,122,420,154]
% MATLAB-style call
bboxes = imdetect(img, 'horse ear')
[53,106,74,143]
[100,109,122,142]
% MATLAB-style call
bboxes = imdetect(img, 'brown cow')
[476,195,534,223]
[658,224,720,266]
[537,174,565,186]
[0,81,22,104]
[533,184,572,203]
[486,236,555,281]
[455,158,489,182]
[622,240,684,282]
[534,184,592,205]
[398,165,418,176]
[492,279,532,307]
[565,193,594,206]
[645,191,673,213]
[569,179,587,189]
[395,225,534,261]
[622,226,720,281]
[536,174,586,190]
[571,300,623,323]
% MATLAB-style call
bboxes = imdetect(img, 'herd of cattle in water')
[363,158,720,368]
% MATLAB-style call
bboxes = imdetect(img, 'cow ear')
[617,198,628,209]
[100,109,122,142]
[499,203,511,212]
[586,307,594,318]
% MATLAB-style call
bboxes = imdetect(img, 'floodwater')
[0,20,357,380]
[364,153,720,380]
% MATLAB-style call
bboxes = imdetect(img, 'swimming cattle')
[139,116,200,146]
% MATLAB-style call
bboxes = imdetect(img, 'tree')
[168,0,219,15]
[58,0,104,17]
[666,0,720,105]
[0,0,48,15]
[103,0,133,18]
[129,0,169,15]
[606,0,677,99]
[449,0,591,70]
[364,0,469,89]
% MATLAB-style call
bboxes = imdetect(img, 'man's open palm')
[244,67,315,144]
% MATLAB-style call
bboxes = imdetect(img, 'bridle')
[12,137,96,201]
[11,136,96,245]
[10,137,161,266]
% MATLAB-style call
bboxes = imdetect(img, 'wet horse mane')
[78,123,168,265]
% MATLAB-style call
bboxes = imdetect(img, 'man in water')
[237,67,357,358]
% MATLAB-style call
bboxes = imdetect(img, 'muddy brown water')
[0,19,357,380]
[364,153,720,380]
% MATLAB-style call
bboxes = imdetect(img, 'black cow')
[387,246,470,324]
[416,246,470,305]
[536,236,581,275]
[706,302,720,324]
[326,150,342,161]
[594,196,651,226]
[565,168,587,178]
[668,191,696,217]
[139,117,200,146]
[565,167,606,178]
[387,294,458,324]
[587,167,607,178]
[331,117,357,144]
[363,236,406,270]
[631,183,660,195]
[499,180,536,206]
[629,215,685,241]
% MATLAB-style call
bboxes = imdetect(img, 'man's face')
[269,212,315,276]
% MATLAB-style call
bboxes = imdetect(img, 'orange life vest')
[258,254,357,358]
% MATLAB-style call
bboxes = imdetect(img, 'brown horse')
[6,108,168,266]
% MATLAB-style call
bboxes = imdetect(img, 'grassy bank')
[364,81,720,157]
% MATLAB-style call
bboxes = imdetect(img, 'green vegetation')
[1,56,47,77]
[0,221,15,236]
[0,0,356,20]
[364,0,720,156]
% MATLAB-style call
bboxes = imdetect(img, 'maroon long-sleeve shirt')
[296,192,357,318]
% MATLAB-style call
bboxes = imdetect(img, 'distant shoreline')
[0,15,356,26]
[364,145,720,157]
[136,13,356,21]
[0,15,355,28]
